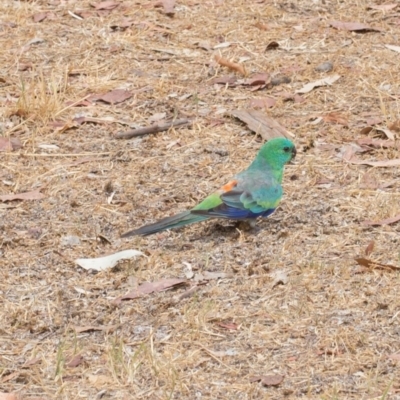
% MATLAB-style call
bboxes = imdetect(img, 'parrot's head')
[258,137,296,168]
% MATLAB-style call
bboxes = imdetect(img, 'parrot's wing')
[191,184,282,220]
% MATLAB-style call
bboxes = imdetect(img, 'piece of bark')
[115,119,190,139]
[231,109,292,140]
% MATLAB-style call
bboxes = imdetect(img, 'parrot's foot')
[236,220,258,232]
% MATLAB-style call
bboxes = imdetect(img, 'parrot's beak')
[291,147,297,159]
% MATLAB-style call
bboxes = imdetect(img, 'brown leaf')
[114,278,187,303]
[110,18,134,30]
[0,392,18,400]
[363,214,400,226]
[251,374,284,385]
[22,357,42,368]
[0,189,45,202]
[365,116,383,125]
[33,12,48,22]
[254,22,268,30]
[323,112,348,126]
[329,21,382,32]
[210,75,237,86]
[356,138,397,149]
[217,322,238,330]
[365,240,375,256]
[66,354,84,368]
[346,158,400,167]
[360,126,373,135]
[91,1,120,10]
[266,41,279,50]
[214,55,246,76]
[0,137,22,152]
[368,4,397,11]
[262,374,284,386]
[231,109,292,140]
[250,97,276,109]
[388,120,400,132]
[355,258,400,271]
[90,89,133,104]
[244,73,270,87]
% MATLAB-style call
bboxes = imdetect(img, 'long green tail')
[121,211,208,237]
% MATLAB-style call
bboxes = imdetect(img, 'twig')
[115,119,191,139]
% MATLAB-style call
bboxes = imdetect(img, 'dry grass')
[1,0,400,398]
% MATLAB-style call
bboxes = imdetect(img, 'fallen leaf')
[114,278,187,303]
[33,12,48,22]
[388,120,400,132]
[323,112,348,126]
[360,126,373,135]
[280,92,305,103]
[365,116,383,125]
[231,109,293,140]
[66,354,83,368]
[210,75,237,86]
[75,250,145,271]
[356,138,397,149]
[329,21,382,32]
[0,189,45,202]
[89,89,133,104]
[368,4,397,11]
[217,322,238,330]
[346,158,400,167]
[385,44,400,53]
[250,375,284,386]
[266,41,279,50]
[296,74,340,94]
[0,137,22,152]
[363,215,400,226]
[22,357,42,368]
[91,1,120,10]
[365,240,375,256]
[110,18,134,30]
[214,55,246,76]
[262,375,284,386]
[355,257,400,271]
[254,21,268,30]
[0,393,18,400]
[244,73,270,87]
[249,97,276,109]
[377,128,395,140]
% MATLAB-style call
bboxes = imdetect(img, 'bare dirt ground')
[2,0,400,399]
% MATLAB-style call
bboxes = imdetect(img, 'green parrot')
[121,137,296,237]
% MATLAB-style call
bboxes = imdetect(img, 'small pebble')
[315,61,333,72]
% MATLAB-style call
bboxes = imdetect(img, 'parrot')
[121,137,296,237]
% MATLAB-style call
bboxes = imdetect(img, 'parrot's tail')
[121,211,208,237]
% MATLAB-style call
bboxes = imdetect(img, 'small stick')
[214,55,246,76]
[115,119,190,139]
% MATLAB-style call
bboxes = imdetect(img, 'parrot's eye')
[283,146,290,152]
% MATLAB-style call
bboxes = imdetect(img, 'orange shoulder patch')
[220,180,238,192]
